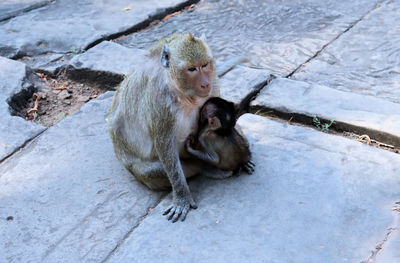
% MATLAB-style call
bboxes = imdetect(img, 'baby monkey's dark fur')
[186,74,276,176]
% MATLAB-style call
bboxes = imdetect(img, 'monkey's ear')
[209,117,221,130]
[161,45,170,68]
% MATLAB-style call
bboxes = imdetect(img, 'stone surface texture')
[293,1,400,104]
[66,41,148,88]
[0,92,164,263]
[0,0,197,59]
[0,0,50,22]
[220,65,272,103]
[106,114,400,263]
[0,56,45,161]
[119,0,381,76]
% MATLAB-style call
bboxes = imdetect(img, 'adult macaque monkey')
[108,33,225,222]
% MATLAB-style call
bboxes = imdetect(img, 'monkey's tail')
[235,74,276,119]
[216,56,249,77]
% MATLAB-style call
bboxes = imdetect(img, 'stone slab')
[293,1,400,104]
[20,52,67,77]
[0,0,197,59]
[119,0,381,76]
[106,113,400,263]
[66,41,148,88]
[0,56,45,161]
[0,92,164,262]
[220,66,400,147]
[220,65,272,103]
[0,0,50,22]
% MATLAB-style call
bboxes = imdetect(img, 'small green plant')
[70,46,84,55]
[313,116,335,131]
[254,109,273,116]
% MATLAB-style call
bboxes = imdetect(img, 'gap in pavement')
[285,1,386,78]
[0,0,53,23]
[0,128,46,165]
[85,2,198,50]
[13,70,108,127]
[250,106,400,155]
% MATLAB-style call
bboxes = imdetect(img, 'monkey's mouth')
[197,91,212,98]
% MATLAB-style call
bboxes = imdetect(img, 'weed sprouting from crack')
[313,116,335,131]
[70,46,84,55]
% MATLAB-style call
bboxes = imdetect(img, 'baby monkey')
[185,97,254,175]
[185,75,276,176]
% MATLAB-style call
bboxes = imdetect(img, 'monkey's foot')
[163,197,197,223]
[242,161,255,174]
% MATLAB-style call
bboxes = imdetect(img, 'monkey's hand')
[185,135,196,149]
[163,190,197,222]
[241,160,255,175]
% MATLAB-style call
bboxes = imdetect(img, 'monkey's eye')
[187,67,197,72]
[201,62,209,68]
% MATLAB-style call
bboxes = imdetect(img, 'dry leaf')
[163,11,181,21]
[184,4,196,10]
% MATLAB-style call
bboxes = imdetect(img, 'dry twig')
[26,93,41,118]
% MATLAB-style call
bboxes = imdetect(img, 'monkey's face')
[160,33,216,98]
[181,59,215,98]
[200,102,217,125]
[200,101,235,136]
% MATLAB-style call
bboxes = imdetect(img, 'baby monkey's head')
[199,97,237,136]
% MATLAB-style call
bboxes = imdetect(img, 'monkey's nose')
[201,83,210,90]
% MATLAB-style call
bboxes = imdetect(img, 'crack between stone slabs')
[0,0,53,23]
[363,228,396,263]
[0,128,47,167]
[101,193,168,263]
[361,207,399,263]
[285,1,387,79]
[250,105,400,150]
[84,0,200,51]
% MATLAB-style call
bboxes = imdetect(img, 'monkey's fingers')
[166,206,177,220]
[190,201,198,209]
[172,206,183,223]
[180,206,190,221]
[163,205,174,216]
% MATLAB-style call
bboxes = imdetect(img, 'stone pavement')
[1,0,399,262]
[0,57,45,161]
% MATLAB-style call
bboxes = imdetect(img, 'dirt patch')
[20,71,106,127]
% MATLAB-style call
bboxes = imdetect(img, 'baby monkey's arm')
[185,135,220,166]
